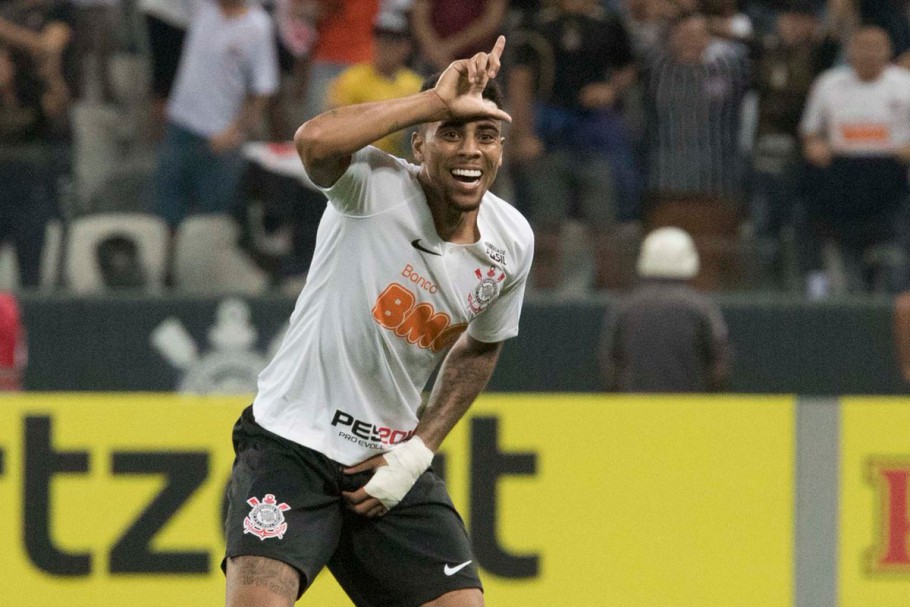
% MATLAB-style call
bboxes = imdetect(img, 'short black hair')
[420,72,505,110]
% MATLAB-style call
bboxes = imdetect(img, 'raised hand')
[432,35,511,123]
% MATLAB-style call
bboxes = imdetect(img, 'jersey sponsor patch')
[243,494,290,540]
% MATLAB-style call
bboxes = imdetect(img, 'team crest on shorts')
[468,267,506,314]
[243,494,290,540]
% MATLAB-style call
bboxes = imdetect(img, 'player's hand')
[433,35,512,124]
[342,454,390,518]
[342,437,434,516]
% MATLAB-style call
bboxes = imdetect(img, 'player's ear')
[412,128,425,162]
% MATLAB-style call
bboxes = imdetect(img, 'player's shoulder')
[481,192,535,250]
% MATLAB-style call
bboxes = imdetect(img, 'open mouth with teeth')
[450,168,483,185]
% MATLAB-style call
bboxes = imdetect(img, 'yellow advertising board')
[0,394,793,606]
[840,398,910,607]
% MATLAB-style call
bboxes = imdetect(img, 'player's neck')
[427,199,480,244]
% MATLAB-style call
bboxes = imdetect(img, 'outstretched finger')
[489,35,506,65]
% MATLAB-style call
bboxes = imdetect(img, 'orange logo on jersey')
[372,283,467,353]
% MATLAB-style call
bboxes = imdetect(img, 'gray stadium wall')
[17,293,909,394]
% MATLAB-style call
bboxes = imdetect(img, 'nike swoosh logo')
[444,560,472,576]
[411,239,442,256]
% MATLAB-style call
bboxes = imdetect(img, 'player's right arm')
[295,35,511,188]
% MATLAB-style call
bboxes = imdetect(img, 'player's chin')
[448,194,483,213]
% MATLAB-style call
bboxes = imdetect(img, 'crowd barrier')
[1,393,908,605]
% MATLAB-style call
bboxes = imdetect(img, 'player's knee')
[421,587,484,607]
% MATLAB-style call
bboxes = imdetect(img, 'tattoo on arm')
[228,556,299,602]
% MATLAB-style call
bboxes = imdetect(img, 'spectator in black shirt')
[508,0,640,291]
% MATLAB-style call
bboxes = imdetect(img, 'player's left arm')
[342,335,502,517]
[414,334,503,450]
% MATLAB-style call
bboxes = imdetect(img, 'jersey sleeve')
[468,228,535,343]
[305,146,410,216]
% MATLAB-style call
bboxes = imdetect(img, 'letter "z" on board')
[110,451,209,574]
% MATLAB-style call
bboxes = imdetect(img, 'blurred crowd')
[2,0,910,298]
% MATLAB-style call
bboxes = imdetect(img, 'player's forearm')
[295,90,446,164]
[415,336,502,452]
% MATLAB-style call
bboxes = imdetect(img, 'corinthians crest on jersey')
[243,494,291,540]
[468,266,506,314]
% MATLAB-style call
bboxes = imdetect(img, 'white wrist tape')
[363,437,434,510]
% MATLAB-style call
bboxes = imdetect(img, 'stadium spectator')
[302,0,379,120]
[263,0,327,139]
[641,11,751,290]
[750,0,838,288]
[600,226,731,392]
[69,0,121,104]
[0,28,71,288]
[508,0,639,291]
[151,0,279,230]
[411,0,507,75]
[326,9,422,158]
[0,0,77,93]
[799,26,910,296]
[139,0,194,138]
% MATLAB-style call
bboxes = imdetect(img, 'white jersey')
[253,147,534,465]
[800,65,910,156]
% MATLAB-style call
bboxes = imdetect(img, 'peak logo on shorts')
[243,494,290,541]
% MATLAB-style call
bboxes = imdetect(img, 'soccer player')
[223,36,534,607]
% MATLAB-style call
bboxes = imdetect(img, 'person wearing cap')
[326,10,423,158]
[599,226,731,392]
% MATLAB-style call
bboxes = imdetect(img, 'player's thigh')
[328,470,482,607]
[421,588,484,607]
[225,555,299,607]
[223,406,344,593]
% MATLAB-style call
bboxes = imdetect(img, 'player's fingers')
[342,455,387,475]
[490,35,506,62]
[469,52,486,84]
[491,107,512,123]
[487,35,505,77]
[341,489,369,505]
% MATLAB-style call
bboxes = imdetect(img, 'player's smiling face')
[413,108,504,213]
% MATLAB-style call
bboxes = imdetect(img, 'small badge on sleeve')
[243,494,290,540]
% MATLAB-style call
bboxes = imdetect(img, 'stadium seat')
[0,219,65,291]
[64,212,169,293]
[172,214,269,294]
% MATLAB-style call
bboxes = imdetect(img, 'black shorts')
[223,406,482,606]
